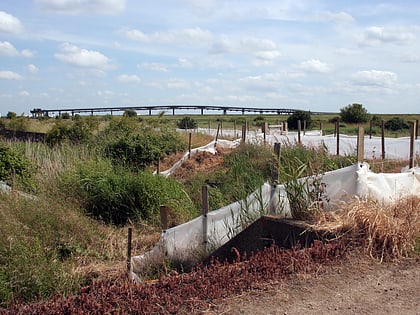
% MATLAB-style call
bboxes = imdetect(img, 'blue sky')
[1,0,419,116]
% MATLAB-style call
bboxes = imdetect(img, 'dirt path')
[210,255,420,315]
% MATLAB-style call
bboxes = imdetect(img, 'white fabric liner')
[131,133,420,281]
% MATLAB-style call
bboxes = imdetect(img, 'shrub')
[64,161,196,225]
[287,110,312,130]
[105,130,186,170]
[6,112,16,119]
[123,109,137,117]
[46,118,96,146]
[339,103,369,123]
[384,117,410,131]
[0,143,33,190]
[177,117,197,129]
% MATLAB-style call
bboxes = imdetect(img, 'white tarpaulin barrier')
[193,128,420,160]
[131,157,420,280]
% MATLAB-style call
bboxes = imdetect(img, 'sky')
[0,0,420,116]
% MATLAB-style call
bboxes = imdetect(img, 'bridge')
[30,105,332,117]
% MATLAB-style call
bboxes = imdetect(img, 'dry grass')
[313,196,420,261]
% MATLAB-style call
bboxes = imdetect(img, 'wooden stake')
[188,132,192,159]
[369,119,373,139]
[160,205,168,231]
[297,120,301,144]
[214,123,220,147]
[336,121,340,156]
[126,227,132,277]
[319,122,323,136]
[409,122,415,169]
[202,185,209,248]
[381,120,385,160]
[357,126,364,163]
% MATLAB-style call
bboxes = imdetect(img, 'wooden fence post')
[409,122,415,169]
[214,123,220,148]
[357,126,364,163]
[202,185,209,249]
[369,119,373,139]
[303,120,306,135]
[381,120,385,160]
[273,142,281,183]
[319,122,323,136]
[336,121,340,156]
[416,119,419,140]
[188,132,192,159]
[126,227,132,277]
[160,205,168,231]
[297,120,301,144]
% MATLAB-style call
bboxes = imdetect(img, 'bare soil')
[209,254,420,315]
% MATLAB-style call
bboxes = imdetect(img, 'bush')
[64,161,196,225]
[177,117,197,129]
[339,103,369,123]
[287,110,312,130]
[384,117,410,131]
[123,109,137,117]
[46,118,96,146]
[0,143,33,190]
[105,130,186,169]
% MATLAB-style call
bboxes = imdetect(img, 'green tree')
[287,110,312,130]
[384,117,410,131]
[177,116,197,129]
[6,112,16,119]
[339,103,369,123]
[123,109,137,117]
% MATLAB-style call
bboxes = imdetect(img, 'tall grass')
[314,196,420,261]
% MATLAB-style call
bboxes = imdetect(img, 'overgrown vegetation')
[0,113,418,309]
[340,103,369,123]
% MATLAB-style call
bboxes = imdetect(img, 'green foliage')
[0,143,33,189]
[60,112,71,119]
[371,115,383,127]
[6,112,16,119]
[287,110,312,129]
[64,160,196,225]
[123,109,137,117]
[276,143,356,219]
[340,103,369,123]
[253,115,265,127]
[384,117,410,131]
[46,118,97,146]
[181,144,273,211]
[177,117,197,129]
[105,129,185,170]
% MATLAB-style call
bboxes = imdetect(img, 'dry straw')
[312,196,420,261]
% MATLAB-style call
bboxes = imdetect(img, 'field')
[0,112,419,313]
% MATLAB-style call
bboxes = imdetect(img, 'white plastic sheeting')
[131,158,420,281]
[194,127,420,160]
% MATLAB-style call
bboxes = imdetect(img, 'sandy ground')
[208,254,420,315]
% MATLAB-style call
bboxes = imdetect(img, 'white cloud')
[19,90,30,96]
[166,78,190,89]
[27,64,39,74]
[0,41,35,58]
[0,11,24,34]
[298,59,332,73]
[0,41,18,56]
[123,27,213,45]
[314,11,354,24]
[54,43,113,70]
[138,62,168,72]
[117,74,141,83]
[0,70,23,80]
[360,26,416,46]
[35,0,126,15]
[351,70,398,87]
[0,41,34,58]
